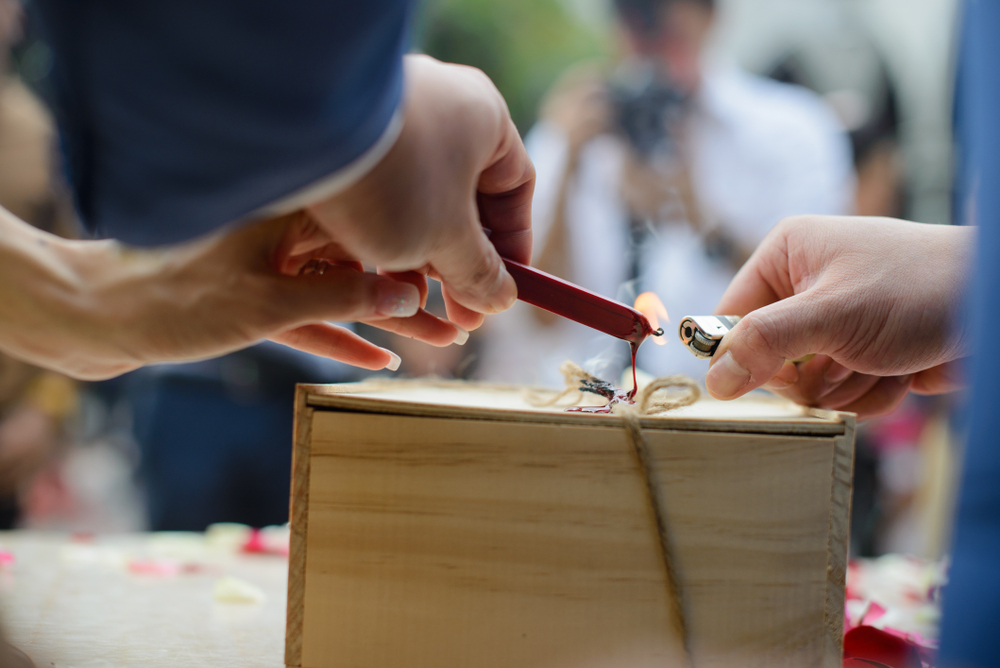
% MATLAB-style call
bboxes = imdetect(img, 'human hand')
[539,65,611,155]
[307,55,535,332]
[0,209,465,380]
[705,216,973,420]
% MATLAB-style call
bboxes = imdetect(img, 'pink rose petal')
[844,626,923,668]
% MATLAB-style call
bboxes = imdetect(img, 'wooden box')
[286,381,854,668]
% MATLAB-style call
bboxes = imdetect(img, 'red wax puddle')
[567,340,643,414]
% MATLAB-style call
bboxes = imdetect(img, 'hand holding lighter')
[679,315,815,364]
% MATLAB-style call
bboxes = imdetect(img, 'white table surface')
[0,531,287,668]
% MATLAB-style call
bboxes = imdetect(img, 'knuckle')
[335,273,377,317]
[458,64,501,97]
[776,214,810,232]
[775,214,819,245]
[374,226,424,263]
[739,311,786,361]
[465,251,503,293]
[450,66,506,129]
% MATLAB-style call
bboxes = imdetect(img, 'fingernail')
[765,361,799,390]
[384,350,401,372]
[492,272,518,312]
[376,282,419,318]
[453,325,470,346]
[706,351,752,399]
[764,377,794,391]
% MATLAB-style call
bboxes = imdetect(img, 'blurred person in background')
[0,357,77,530]
[0,0,78,532]
[477,0,854,387]
[0,3,79,664]
[125,347,355,531]
[767,34,904,219]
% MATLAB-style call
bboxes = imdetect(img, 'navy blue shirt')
[940,1,1000,665]
[36,1,411,246]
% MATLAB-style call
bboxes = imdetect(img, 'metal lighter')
[678,315,742,359]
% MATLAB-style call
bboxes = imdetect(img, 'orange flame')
[634,292,669,345]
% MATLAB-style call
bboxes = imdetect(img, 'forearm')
[0,206,157,378]
[1,203,442,380]
[0,209,88,368]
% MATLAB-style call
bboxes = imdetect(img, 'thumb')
[706,292,832,400]
[477,116,535,265]
[431,118,532,317]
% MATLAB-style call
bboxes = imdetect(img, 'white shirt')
[477,66,855,387]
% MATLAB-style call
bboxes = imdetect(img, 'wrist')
[0,208,152,377]
[57,237,181,373]
[0,213,81,362]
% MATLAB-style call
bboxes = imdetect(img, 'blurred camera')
[609,60,688,163]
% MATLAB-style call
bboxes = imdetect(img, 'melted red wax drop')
[567,340,643,414]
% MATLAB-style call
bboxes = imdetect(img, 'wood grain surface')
[289,383,854,668]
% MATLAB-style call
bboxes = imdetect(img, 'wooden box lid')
[300,380,849,436]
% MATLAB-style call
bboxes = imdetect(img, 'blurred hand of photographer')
[307,54,535,332]
[706,216,973,420]
[538,66,611,157]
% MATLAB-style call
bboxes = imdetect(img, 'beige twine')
[527,361,699,666]
[525,361,700,415]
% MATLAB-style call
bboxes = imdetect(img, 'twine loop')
[525,361,700,415]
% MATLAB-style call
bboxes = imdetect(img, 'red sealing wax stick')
[502,258,657,344]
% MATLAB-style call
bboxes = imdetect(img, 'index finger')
[713,225,793,316]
